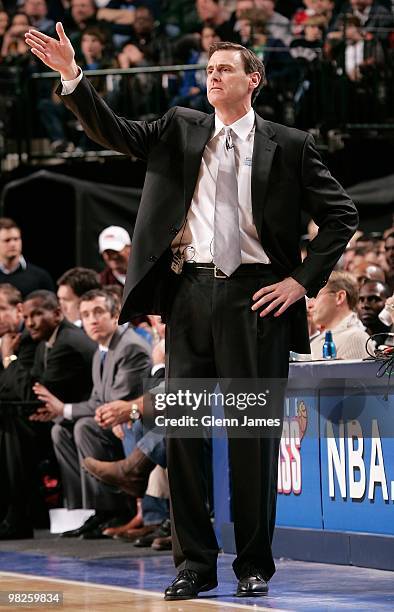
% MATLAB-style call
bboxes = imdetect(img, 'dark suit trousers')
[51,417,128,512]
[166,265,290,580]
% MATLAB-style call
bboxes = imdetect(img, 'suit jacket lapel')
[183,114,214,211]
[100,328,122,390]
[252,115,277,240]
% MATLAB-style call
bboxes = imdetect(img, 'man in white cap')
[98,226,131,288]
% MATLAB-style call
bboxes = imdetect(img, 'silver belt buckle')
[214,266,227,279]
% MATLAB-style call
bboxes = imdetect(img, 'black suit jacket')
[59,77,358,352]
[0,329,38,402]
[25,319,96,402]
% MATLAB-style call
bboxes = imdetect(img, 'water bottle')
[322,330,337,359]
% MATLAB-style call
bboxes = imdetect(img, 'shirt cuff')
[151,363,165,376]
[63,403,73,419]
[61,68,83,95]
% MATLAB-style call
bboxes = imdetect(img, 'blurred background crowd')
[0,0,393,154]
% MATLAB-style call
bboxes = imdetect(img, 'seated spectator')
[37,25,117,153]
[83,334,167,542]
[23,0,55,35]
[0,284,38,389]
[326,15,385,82]
[255,0,292,45]
[309,271,370,359]
[19,289,96,400]
[0,218,54,297]
[0,284,39,540]
[170,25,219,112]
[377,238,390,273]
[384,294,394,334]
[114,6,173,117]
[57,267,101,327]
[351,261,386,287]
[357,279,392,338]
[196,0,231,38]
[0,11,9,49]
[315,0,335,28]
[105,3,169,56]
[291,0,320,36]
[0,12,32,63]
[344,246,368,272]
[290,14,326,63]
[211,0,291,45]
[330,0,393,44]
[32,289,152,538]
[63,0,113,57]
[239,9,294,80]
[98,225,131,287]
[1,288,95,540]
[384,231,394,291]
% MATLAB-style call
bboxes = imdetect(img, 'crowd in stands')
[0,0,393,152]
[0,214,394,546]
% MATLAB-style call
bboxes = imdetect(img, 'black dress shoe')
[60,513,111,538]
[81,514,132,539]
[0,520,34,540]
[164,569,217,601]
[133,518,171,547]
[236,572,268,597]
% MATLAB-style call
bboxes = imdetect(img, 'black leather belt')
[184,263,272,278]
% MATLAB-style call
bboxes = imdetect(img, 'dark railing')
[1,44,393,168]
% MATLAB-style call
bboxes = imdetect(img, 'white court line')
[0,571,292,611]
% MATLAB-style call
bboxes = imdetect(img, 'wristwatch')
[129,403,141,422]
[3,354,18,368]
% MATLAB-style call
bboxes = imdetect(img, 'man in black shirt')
[0,217,54,297]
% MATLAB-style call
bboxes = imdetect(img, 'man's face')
[254,0,274,17]
[196,0,219,22]
[0,292,22,336]
[310,287,337,328]
[201,26,218,51]
[71,0,95,23]
[133,8,154,35]
[207,50,258,109]
[22,298,62,341]
[0,12,9,35]
[0,228,22,262]
[352,263,385,287]
[57,284,81,324]
[24,0,47,18]
[357,282,386,329]
[80,296,117,343]
[101,246,130,274]
[236,0,254,18]
[81,34,104,60]
[385,236,394,270]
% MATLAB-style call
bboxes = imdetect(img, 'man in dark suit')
[26,25,358,599]
[32,289,152,538]
[1,287,96,539]
[0,284,39,539]
[20,290,96,402]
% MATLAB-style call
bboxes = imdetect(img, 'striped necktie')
[213,127,242,276]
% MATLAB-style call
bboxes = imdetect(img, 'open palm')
[25,22,76,76]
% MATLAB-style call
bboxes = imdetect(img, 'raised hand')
[25,22,79,80]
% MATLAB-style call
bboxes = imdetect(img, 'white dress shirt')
[172,109,270,264]
[62,72,269,265]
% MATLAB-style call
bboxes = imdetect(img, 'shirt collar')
[0,255,27,274]
[211,108,255,142]
[45,324,60,349]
